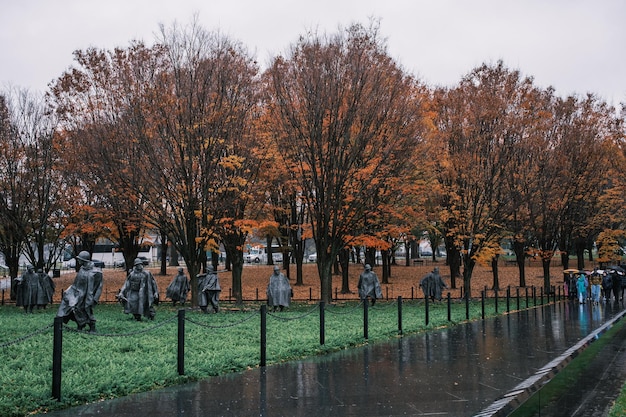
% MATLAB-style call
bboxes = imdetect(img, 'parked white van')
[245,246,283,263]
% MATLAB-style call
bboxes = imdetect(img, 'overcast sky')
[1,0,624,106]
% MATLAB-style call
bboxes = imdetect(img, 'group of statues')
[14,265,56,313]
[356,264,447,305]
[23,248,445,333]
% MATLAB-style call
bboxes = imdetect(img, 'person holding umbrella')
[563,269,579,301]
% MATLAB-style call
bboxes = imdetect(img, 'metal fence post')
[52,316,63,401]
[397,296,402,335]
[481,290,485,320]
[495,288,499,314]
[319,301,325,345]
[177,309,185,375]
[260,305,267,367]
[525,287,529,308]
[363,299,369,340]
[425,292,429,326]
[506,286,510,313]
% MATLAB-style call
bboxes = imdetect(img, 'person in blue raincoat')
[576,273,588,304]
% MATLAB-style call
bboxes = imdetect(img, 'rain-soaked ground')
[39,300,626,417]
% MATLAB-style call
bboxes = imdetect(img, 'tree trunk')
[7,248,21,300]
[560,251,569,271]
[513,240,526,287]
[574,237,586,270]
[491,255,499,290]
[462,255,476,300]
[159,230,167,275]
[365,247,376,267]
[542,257,552,294]
[410,239,418,261]
[266,235,274,266]
[223,233,246,305]
[319,255,333,303]
[586,240,594,262]
[445,235,460,289]
[168,244,179,266]
[340,248,351,293]
[381,250,390,284]
[404,241,410,267]
[211,251,219,271]
[230,251,244,305]
[293,234,304,285]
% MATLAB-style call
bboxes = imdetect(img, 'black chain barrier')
[266,304,319,321]
[61,314,179,337]
[0,324,53,348]
[369,299,398,310]
[184,310,259,329]
[324,301,364,314]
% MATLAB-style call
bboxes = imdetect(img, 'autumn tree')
[525,91,619,292]
[555,95,619,270]
[252,133,310,282]
[0,93,30,287]
[264,22,425,303]
[12,91,67,272]
[49,44,160,268]
[433,61,525,299]
[488,74,550,288]
[0,89,69,294]
[137,19,262,305]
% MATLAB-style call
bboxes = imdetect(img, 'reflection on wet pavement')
[40,301,626,417]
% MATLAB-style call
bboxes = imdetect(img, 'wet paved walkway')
[40,300,626,417]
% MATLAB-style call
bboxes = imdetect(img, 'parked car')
[245,247,264,263]
[308,253,317,262]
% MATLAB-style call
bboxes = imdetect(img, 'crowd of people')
[564,266,626,304]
